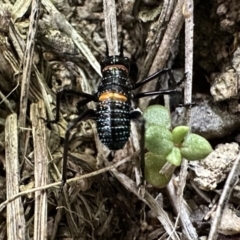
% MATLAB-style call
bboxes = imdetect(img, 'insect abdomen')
[96,101,131,150]
[96,59,132,150]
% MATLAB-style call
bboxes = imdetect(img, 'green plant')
[143,105,212,188]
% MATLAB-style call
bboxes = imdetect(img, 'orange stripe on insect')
[102,64,129,72]
[99,92,127,102]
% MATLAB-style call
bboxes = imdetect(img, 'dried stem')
[5,113,25,240]
[19,0,40,129]
[167,177,198,239]
[175,0,196,239]
[30,100,48,240]
[103,0,118,55]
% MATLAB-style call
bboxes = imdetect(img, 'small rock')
[213,205,240,235]
[190,143,239,190]
[210,69,238,101]
[172,102,240,139]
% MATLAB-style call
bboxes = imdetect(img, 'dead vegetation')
[1,0,240,240]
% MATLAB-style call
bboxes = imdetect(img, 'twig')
[5,113,25,240]
[179,0,194,204]
[30,100,48,240]
[208,152,240,240]
[103,0,118,55]
[183,0,194,111]
[190,181,211,203]
[175,0,196,239]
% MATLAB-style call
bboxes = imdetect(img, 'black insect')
[47,45,180,185]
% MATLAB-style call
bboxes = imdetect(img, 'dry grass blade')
[167,178,198,239]
[12,0,32,21]
[30,100,48,240]
[33,65,58,132]
[5,113,25,240]
[19,0,40,129]
[0,90,14,113]
[110,169,181,240]
[139,0,185,110]
[103,0,118,55]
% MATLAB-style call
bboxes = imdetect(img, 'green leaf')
[180,133,213,160]
[172,126,190,144]
[143,105,171,129]
[166,147,182,166]
[144,152,171,188]
[145,125,174,156]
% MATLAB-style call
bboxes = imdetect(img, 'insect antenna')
[119,35,124,57]
[105,41,109,56]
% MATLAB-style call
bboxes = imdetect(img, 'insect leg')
[134,89,179,99]
[61,109,96,188]
[133,68,174,89]
[130,110,145,186]
[48,89,97,123]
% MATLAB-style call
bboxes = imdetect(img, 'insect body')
[47,49,180,185]
[97,55,132,150]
